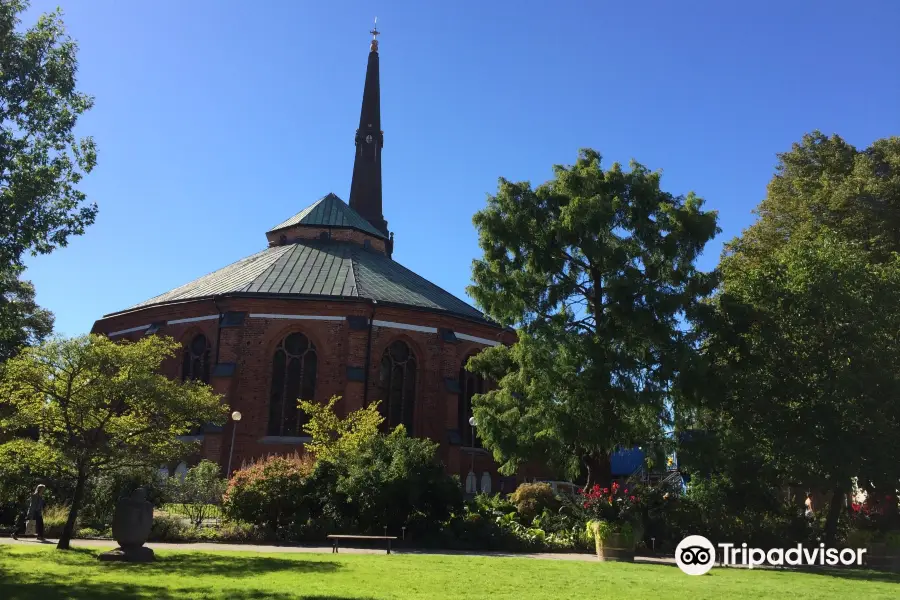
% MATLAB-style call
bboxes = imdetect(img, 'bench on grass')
[327,534,398,554]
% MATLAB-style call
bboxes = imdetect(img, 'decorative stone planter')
[98,488,155,562]
[595,531,636,562]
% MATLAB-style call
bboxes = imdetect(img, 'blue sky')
[19,0,900,336]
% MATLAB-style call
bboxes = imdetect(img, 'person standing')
[12,484,47,541]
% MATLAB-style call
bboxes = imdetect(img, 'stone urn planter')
[98,487,155,562]
[590,521,637,562]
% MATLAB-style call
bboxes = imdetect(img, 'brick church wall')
[93,297,516,490]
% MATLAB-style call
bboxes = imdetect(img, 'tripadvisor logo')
[675,535,867,575]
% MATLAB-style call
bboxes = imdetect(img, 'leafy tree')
[299,396,383,463]
[0,271,53,362]
[0,334,226,549]
[732,131,900,265]
[167,460,226,527]
[1,0,97,270]
[466,149,719,487]
[692,230,900,543]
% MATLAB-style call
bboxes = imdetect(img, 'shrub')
[509,483,559,523]
[300,398,463,538]
[167,460,226,527]
[222,453,316,536]
[76,527,110,539]
[81,465,170,529]
[149,514,190,542]
[195,521,267,543]
[326,426,463,536]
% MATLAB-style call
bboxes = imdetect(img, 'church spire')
[349,20,389,242]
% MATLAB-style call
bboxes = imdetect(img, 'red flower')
[602,488,609,494]
[583,502,589,508]
[623,488,629,494]
[630,495,636,502]
[612,482,619,490]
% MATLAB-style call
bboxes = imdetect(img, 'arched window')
[268,332,318,437]
[378,341,417,433]
[182,334,210,384]
[459,360,485,447]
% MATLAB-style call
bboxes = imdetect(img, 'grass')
[1,544,898,599]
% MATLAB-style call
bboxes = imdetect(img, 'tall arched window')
[268,332,318,437]
[378,341,417,433]
[182,334,210,384]
[459,360,485,447]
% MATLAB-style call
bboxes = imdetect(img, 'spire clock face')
[365,134,373,144]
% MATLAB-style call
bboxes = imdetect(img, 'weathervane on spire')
[370,17,379,52]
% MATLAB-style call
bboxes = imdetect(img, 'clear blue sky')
[19,0,900,337]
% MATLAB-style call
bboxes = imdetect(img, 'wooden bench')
[327,534,398,554]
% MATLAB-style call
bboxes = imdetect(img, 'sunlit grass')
[0,544,897,599]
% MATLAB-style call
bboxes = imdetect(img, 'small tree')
[299,396,383,462]
[301,397,462,535]
[168,460,226,527]
[0,334,227,549]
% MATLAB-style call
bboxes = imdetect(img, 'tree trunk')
[583,450,612,490]
[824,483,846,546]
[57,469,87,550]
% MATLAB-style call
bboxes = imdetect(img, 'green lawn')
[1,545,898,600]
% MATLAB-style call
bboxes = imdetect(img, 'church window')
[459,359,485,448]
[268,332,318,437]
[378,341,417,433]
[182,334,211,384]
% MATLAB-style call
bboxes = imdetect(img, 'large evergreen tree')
[466,149,718,487]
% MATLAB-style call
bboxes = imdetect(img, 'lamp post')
[226,411,242,478]
[466,417,477,494]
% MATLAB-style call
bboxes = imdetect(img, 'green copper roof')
[120,240,488,323]
[268,193,387,240]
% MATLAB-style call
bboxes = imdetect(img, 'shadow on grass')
[0,546,364,599]
[0,546,340,578]
[138,552,340,578]
[0,574,375,600]
[801,567,900,585]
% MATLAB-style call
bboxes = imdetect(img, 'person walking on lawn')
[12,484,47,541]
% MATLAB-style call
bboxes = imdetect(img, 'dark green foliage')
[467,149,718,486]
[80,466,170,529]
[323,429,463,536]
[0,270,53,363]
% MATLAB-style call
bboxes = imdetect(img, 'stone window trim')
[377,339,418,435]
[182,331,212,384]
[267,331,318,438]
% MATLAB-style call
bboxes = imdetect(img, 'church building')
[90,28,518,494]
